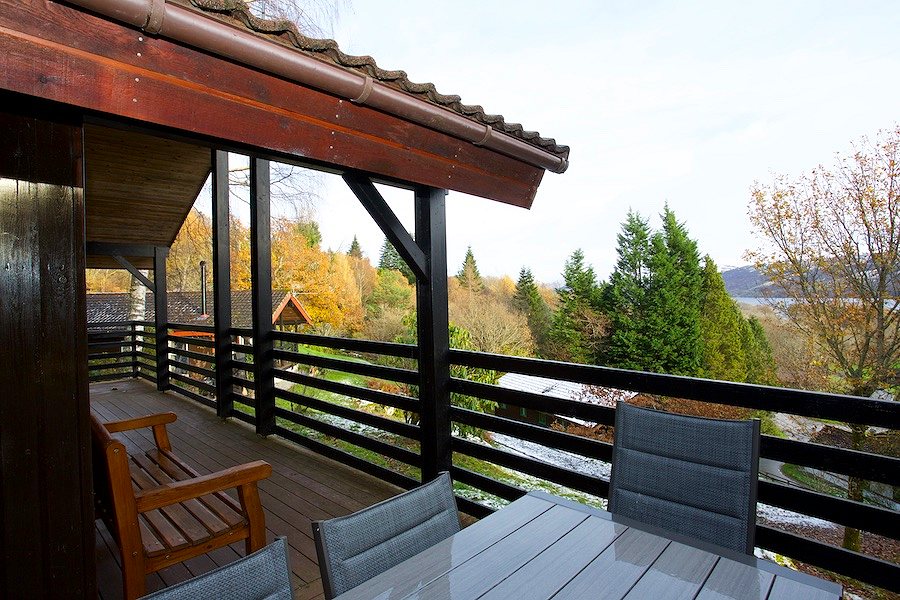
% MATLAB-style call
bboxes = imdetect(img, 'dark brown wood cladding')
[0,108,95,598]
[0,0,545,208]
[84,124,211,257]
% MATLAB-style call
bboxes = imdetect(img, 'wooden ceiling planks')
[84,124,210,268]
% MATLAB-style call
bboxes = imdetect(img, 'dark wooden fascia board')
[0,0,544,208]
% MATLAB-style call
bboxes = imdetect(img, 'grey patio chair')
[139,537,292,600]
[312,472,461,598]
[608,402,760,554]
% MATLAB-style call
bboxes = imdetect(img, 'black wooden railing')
[87,320,900,593]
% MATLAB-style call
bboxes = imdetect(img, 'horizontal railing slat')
[168,372,216,395]
[273,330,418,359]
[168,383,216,409]
[274,424,419,490]
[168,322,215,334]
[452,437,608,498]
[275,409,419,467]
[758,481,899,539]
[450,377,615,424]
[167,346,214,363]
[272,348,419,385]
[450,350,900,428]
[756,526,899,593]
[450,406,613,461]
[273,369,419,413]
[275,389,420,440]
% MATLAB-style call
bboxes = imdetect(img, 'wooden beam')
[0,0,545,208]
[86,242,157,257]
[112,255,154,291]
[153,247,169,391]
[212,149,234,419]
[344,173,427,281]
[250,158,275,436]
[414,186,452,480]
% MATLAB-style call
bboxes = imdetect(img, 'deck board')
[92,378,404,600]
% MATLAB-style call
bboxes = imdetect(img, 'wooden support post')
[153,246,169,390]
[212,149,234,418]
[250,157,275,436]
[415,185,452,481]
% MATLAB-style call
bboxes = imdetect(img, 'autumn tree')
[167,208,213,291]
[748,124,900,550]
[449,290,534,356]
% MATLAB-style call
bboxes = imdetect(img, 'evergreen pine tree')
[378,238,414,284]
[742,316,777,385]
[644,206,703,376]
[603,212,653,370]
[699,256,747,381]
[348,235,363,259]
[513,267,552,355]
[548,249,601,363]
[457,246,483,292]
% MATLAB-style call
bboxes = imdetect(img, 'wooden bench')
[91,411,272,600]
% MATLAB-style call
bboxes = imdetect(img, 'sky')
[280,1,900,284]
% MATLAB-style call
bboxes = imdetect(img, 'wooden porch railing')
[87,320,900,593]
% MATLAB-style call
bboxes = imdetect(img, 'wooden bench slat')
[150,450,245,528]
[131,454,224,545]
[138,514,174,556]
[129,463,194,552]
[140,451,239,537]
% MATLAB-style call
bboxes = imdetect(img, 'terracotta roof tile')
[183,0,569,161]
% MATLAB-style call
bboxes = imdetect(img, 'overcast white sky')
[300,1,900,284]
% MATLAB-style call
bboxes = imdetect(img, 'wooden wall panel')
[0,105,94,598]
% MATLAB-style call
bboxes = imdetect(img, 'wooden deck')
[91,379,405,600]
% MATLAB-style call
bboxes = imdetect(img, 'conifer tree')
[378,238,414,284]
[699,256,747,381]
[456,246,483,292]
[548,250,602,363]
[603,212,653,370]
[513,267,552,355]
[348,235,363,259]
[644,206,703,375]
[742,316,777,385]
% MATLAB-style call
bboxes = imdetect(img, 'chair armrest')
[103,412,177,451]
[103,412,177,432]
[134,460,272,513]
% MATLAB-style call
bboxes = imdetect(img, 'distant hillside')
[721,265,770,298]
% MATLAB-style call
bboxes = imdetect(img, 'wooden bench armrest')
[103,412,177,451]
[103,412,177,433]
[134,460,272,513]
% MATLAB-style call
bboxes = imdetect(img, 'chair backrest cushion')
[608,402,760,554]
[313,472,460,598]
[139,537,292,600]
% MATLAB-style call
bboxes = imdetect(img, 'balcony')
[88,320,900,598]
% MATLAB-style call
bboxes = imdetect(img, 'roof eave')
[64,0,569,174]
